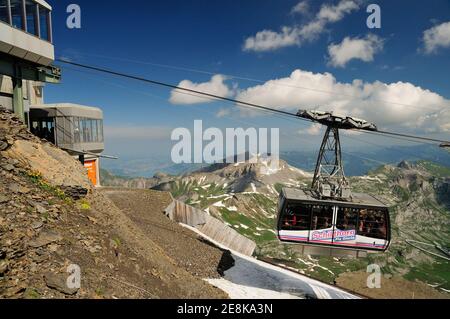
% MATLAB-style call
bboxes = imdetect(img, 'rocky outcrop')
[0,108,91,197]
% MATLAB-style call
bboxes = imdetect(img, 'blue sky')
[44,0,450,160]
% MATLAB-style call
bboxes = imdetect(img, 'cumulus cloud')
[243,0,360,52]
[327,34,384,67]
[422,21,450,54]
[235,69,450,133]
[299,123,322,136]
[169,75,232,105]
[243,27,299,52]
[216,108,232,118]
[291,1,310,16]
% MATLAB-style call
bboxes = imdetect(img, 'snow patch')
[206,279,301,299]
[213,201,226,208]
[179,224,358,300]
[359,176,382,183]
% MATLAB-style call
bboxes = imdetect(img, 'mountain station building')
[0,0,105,186]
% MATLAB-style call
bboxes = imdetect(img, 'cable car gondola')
[276,110,391,257]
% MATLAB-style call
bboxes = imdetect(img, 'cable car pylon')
[276,109,390,257]
[297,110,378,201]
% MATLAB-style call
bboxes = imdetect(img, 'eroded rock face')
[1,108,92,194]
[4,141,91,190]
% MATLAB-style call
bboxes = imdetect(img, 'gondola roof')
[281,188,388,208]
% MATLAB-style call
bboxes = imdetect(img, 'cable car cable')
[56,58,311,123]
[56,59,450,145]
[354,130,439,145]
[62,61,449,170]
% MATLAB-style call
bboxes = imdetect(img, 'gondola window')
[281,204,311,231]
[358,209,388,240]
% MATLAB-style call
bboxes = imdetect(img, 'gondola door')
[333,206,358,249]
[309,205,334,245]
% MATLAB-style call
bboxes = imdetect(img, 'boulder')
[44,273,79,295]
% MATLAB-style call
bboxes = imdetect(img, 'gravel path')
[100,188,227,279]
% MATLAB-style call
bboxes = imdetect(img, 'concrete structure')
[0,0,54,65]
[29,103,105,186]
[0,0,59,122]
[0,1,107,187]
[165,199,257,256]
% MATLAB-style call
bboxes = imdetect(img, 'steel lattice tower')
[296,109,378,200]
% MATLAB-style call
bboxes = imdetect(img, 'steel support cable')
[60,61,448,169]
[405,239,450,261]
[56,59,450,144]
[397,230,450,262]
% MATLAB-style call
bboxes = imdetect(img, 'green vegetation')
[112,237,122,247]
[26,171,71,203]
[23,288,41,299]
[78,199,91,211]
[404,261,450,290]
[417,161,450,177]
[274,183,285,194]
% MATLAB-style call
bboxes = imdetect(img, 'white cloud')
[235,69,450,133]
[243,27,299,52]
[299,123,322,136]
[422,21,450,54]
[327,34,384,67]
[169,75,232,105]
[291,1,310,15]
[216,108,232,118]
[317,0,359,22]
[243,0,360,52]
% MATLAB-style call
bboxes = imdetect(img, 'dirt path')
[99,188,228,280]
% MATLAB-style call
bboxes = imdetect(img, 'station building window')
[31,118,55,144]
[10,0,24,30]
[73,117,103,144]
[39,5,50,41]
[0,0,10,24]
[1,0,52,42]
[25,0,38,36]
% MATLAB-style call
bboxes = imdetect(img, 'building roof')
[35,0,52,10]
[30,103,103,119]
[282,187,388,208]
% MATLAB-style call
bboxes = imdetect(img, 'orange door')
[84,160,97,186]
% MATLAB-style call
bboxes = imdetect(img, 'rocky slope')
[0,108,227,299]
